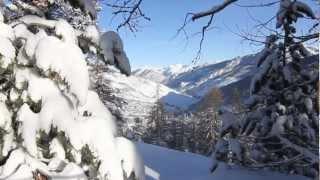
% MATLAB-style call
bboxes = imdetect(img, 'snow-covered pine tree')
[0,0,143,179]
[212,0,319,179]
[143,100,168,147]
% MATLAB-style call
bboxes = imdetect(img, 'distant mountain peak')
[134,53,260,97]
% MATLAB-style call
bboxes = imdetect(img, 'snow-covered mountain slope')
[95,66,197,123]
[137,142,309,180]
[135,46,318,100]
[134,54,260,98]
[133,64,193,84]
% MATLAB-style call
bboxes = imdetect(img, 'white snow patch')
[116,137,145,180]
[0,36,15,60]
[137,142,310,180]
[84,25,99,45]
[35,36,89,105]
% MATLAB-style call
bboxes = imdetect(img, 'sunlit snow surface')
[136,142,310,180]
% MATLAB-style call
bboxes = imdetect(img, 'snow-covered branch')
[191,0,238,21]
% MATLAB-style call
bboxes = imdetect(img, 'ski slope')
[136,142,310,180]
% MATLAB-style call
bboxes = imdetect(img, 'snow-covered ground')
[136,142,310,180]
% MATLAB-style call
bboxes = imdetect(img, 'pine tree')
[195,88,223,155]
[212,1,319,178]
[144,99,168,146]
[0,1,144,179]
[230,88,244,114]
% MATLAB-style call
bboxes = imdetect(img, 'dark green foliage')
[37,129,54,159]
[80,144,101,179]
[80,144,96,165]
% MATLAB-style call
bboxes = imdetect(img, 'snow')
[135,53,259,98]
[134,64,193,84]
[25,29,48,59]
[0,6,144,180]
[116,137,145,180]
[0,101,14,157]
[0,149,30,179]
[0,10,3,22]
[0,37,15,62]
[55,19,77,43]
[145,166,160,180]
[294,1,316,19]
[17,104,40,156]
[84,25,100,45]
[35,36,89,106]
[78,90,117,135]
[228,138,242,161]
[98,66,197,123]
[0,23,15,41]
[50,138,66,160]
[13,23,32,40]
[13,23,48,61]
[270,116,287,135]
[137,142,310,180]
[17,46,31,65]
[51,163,87,180]
[250,51,276,95]
[0,101,11,130]
[17,15,56,28]
[220,109,238,136]
[19,15,56,28]
[100,31,131,75]
[136,142,212,180]
[303,97,313,114]
[14,71,125,179]
[276,0,316,28]
[99,31,123,65]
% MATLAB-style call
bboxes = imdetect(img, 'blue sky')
[98,0,319,69]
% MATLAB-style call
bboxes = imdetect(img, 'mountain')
[95,50,317,127]
[133,64,193,84]
[90,66,197,125]
[95,53,260,127]
[134,54,260,99]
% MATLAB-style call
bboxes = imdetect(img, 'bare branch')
[193,14,214,63]
[234,1,280,8]
[105,0,150,32]
[191,0,238,21]
[175,0,238,62]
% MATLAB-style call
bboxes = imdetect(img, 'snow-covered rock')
[100,31,131,76]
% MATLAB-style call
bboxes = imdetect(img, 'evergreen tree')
[0,1,144,179]
[230,88,244,114]
[144,100,168,146]
[195,88,223,155]
[212,1,319,179]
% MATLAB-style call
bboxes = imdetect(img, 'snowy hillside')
[94,66,197,124]
[133,64,193,84]
[134,54,260,98]
[137,143,310,180]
